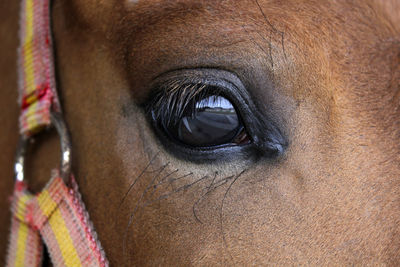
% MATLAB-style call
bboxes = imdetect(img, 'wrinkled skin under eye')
[165,95,250,147]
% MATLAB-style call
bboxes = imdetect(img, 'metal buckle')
[14,111,72,183]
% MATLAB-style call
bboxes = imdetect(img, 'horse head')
[1,0,399,265]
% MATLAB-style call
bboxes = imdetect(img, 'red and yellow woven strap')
[7,0,109,266]
[6,182,42,267]
[6,176,108,267]
[18,0,60,136]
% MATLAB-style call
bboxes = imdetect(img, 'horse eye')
[144,69,286,162]
[163,95,250,148]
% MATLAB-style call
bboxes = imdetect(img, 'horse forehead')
[67,0,397,46]
[68,0,363,29]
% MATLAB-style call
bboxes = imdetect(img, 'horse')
[1,0,399,265]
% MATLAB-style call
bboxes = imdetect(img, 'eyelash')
[147,80,224,127]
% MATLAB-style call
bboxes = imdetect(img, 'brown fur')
[1,0,400,265]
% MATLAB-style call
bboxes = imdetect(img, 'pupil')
[174,95,242,147]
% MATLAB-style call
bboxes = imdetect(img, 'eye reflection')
[172,95,246,147]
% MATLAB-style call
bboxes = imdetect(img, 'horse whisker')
[122,160,167,261]
[119,152,160,208]
[144,168,180,202]
[166,172,194,190]
[219,169,247,264]
[141,175,210,209]
[192,174,236,224]
[192,172,217,223]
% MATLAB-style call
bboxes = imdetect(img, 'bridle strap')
[6,0,109,266]
[18,0,59,136]
[6,182,42,267]
[7,177,108,267]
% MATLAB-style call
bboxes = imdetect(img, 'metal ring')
[14,111,72,183]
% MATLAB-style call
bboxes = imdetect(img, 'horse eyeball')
[166,95,250,147]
